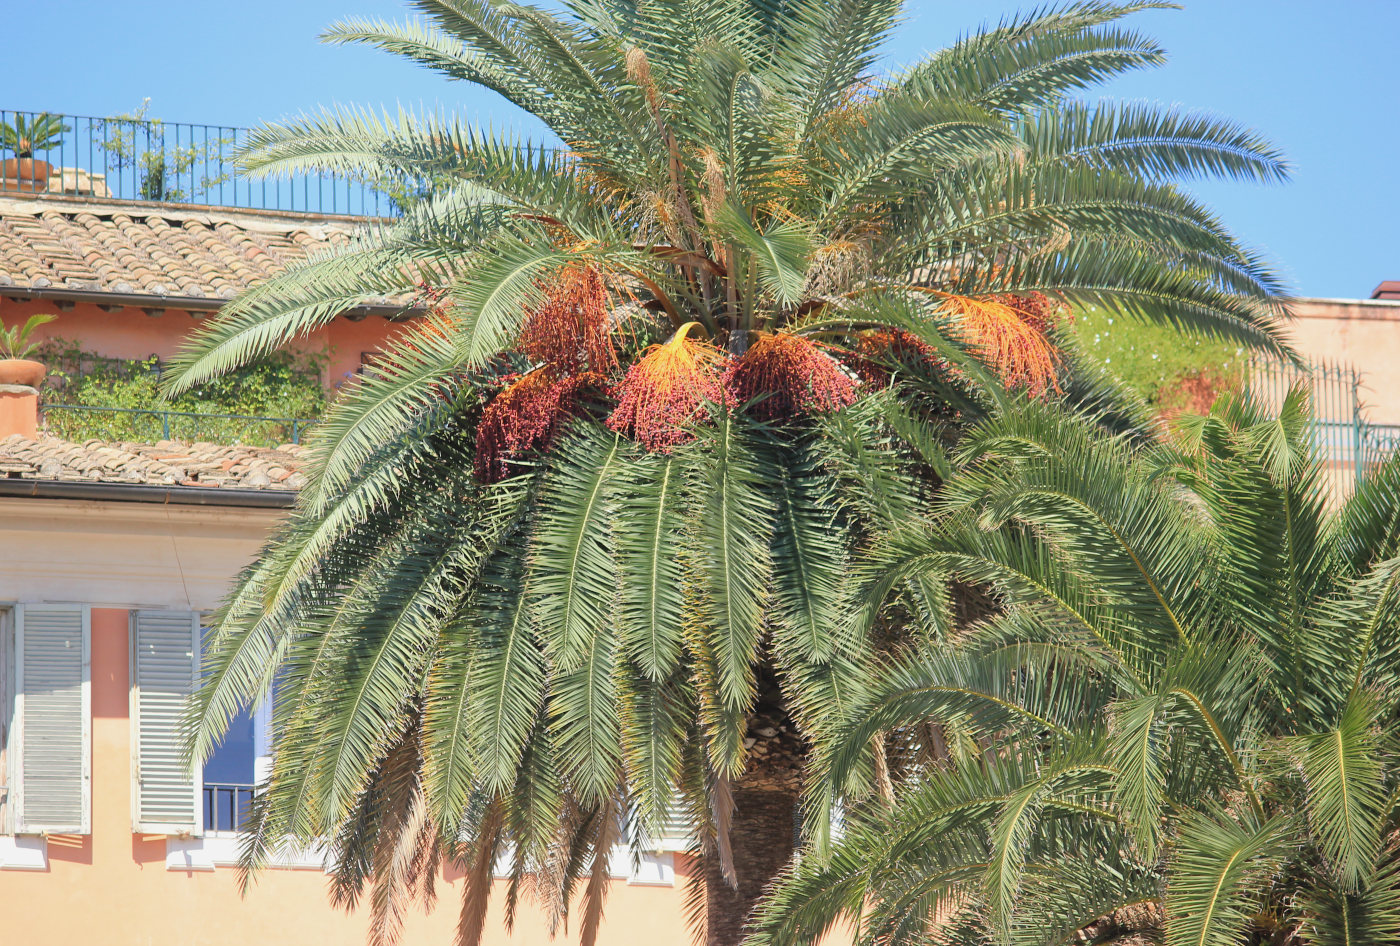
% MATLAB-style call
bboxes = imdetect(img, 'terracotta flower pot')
[0,359,46,387]
[0,157,52,193]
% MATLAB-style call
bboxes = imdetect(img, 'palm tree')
[751,392,1400,946]
[170,1,1292,942]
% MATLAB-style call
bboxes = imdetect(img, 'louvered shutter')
[654,797,695,852]
[0,607,12,834]
[132,611,200,834]
[14,605,90,834]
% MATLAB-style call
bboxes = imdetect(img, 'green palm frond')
[618,662,690,833]
[549,613,623,803]
[1020,100,1290,183]
[529,428,624,669]
[1290,693,1388,890]
[766,389,1400,946]
[1165,808,1294,946]
[612,451,687,680]
[299,319,473,502]
[715,202,812,307]
[984,748,1120,936]
[766,437,846,662]
[897,3,1176,113]
[688,411,774,773]
[1331,451,1400,572]
[466,547,546,792]
[322,17,551,113]
[1297,856,1400,946]
[778,0,902,136]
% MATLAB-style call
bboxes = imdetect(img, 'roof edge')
[0,192,389,227]
[1293,296,1400,308]
[0,477,296,508]
[0,284,417,320]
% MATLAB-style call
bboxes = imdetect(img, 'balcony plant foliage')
[38,339,325,445]
[98,100,233,203]
[0,112,69,158]
[0,313,56,361]
[168,1,1293,942]
[751,392,1400,946]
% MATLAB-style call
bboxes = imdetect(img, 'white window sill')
[607,848,677,886]
[626,851,677,886]
[166,835,328,872]
[0,835,48,871]
[493,845,676,886]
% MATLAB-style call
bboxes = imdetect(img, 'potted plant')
[1,113,70,192]
[0,314,56,386]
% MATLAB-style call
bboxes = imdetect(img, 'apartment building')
[0,110,691,945]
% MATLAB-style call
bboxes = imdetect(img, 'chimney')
[0,383,39,439]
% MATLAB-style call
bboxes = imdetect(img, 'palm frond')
[529,428,624,669]
[1165,808,1293,946]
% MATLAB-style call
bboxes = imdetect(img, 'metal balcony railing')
[204,783,255,834]
[41,403,316,447]
[1,107,391,215]
[1248,357,1400,489]
[1363,423,1400,473]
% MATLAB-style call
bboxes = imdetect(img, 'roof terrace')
[1,107,392,216]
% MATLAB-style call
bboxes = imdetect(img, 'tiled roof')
[0,194,369,303]
[0,434,307,490]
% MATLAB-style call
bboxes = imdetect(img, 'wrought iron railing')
[203,783,255,834]
[1363,423,1400,474]
[0,107,390,215]
[1248,357,1400,488]
[41,403,316,447]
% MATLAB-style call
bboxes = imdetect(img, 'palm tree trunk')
[703,672,804,946]
[704,788,796,946]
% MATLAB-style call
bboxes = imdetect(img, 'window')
[132,612,273,837]
[201,701,256,833]
[199,623,273,835]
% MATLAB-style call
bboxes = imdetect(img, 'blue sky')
[6,0,1395,298]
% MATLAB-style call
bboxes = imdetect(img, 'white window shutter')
[0,607,13,834]
[131,611,200,834]
[653,797,695,853]
[14,605,90,835]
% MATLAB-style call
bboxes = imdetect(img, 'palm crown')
[754,392,1400,946]
[171,1,1293,942]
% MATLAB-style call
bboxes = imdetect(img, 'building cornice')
[1292,297,1400,321]
[0,477,296,508]
[0,283,415,320]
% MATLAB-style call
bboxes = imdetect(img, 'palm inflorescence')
[170,0,1293,941]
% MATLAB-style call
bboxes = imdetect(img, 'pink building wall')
[0,608,695,946]
[0,298,407,392]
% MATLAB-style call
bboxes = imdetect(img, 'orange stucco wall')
[0,606,695,946]
[0,298,408,392]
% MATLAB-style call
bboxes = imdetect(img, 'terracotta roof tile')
[0,195,369,302]
[0,433,306,491]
